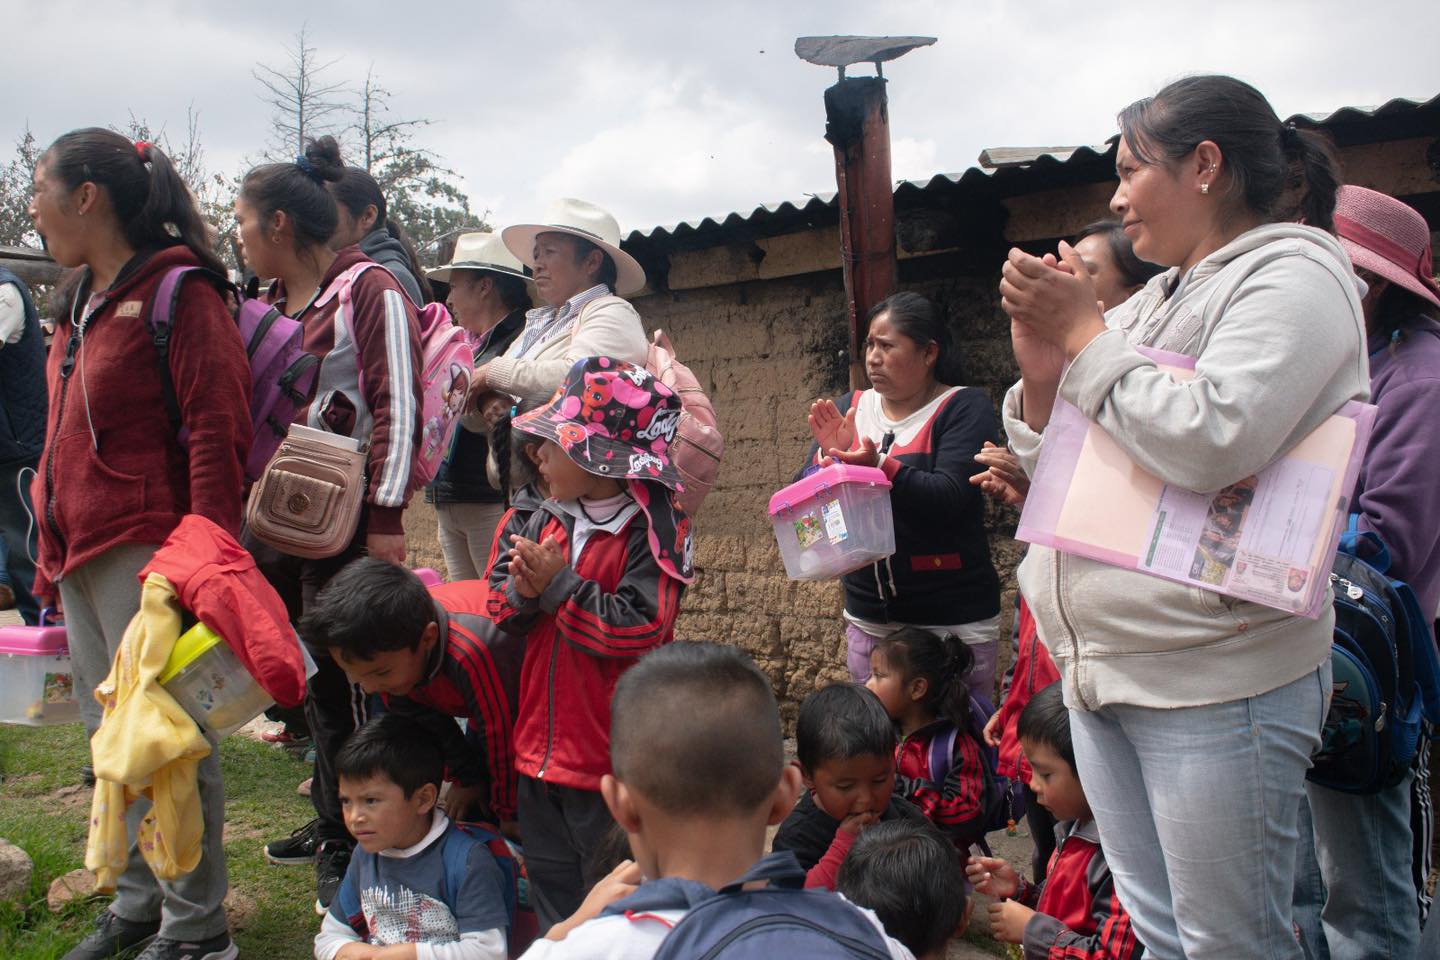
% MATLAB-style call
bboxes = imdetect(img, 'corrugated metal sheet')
[623,92,1440,248]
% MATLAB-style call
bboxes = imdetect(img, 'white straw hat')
[429,232,539,302]
[501,198,646,297]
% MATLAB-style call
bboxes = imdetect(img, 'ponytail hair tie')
[134,140,152,160]
[294,155,324,183]
[1280,122,1302,149]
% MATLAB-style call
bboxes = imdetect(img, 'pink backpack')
[646,328,723,516]
[334,264,475,487]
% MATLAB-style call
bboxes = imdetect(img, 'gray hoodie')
[1004,223,1369,711]
[359,228,426,307]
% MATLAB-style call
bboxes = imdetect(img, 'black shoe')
[81,765,96,787]
[134,933,238,960]
[62,910,159,960]
[314,839,352,915]
[263,817,320,865]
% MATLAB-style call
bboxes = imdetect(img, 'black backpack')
[1308,519,1440,794]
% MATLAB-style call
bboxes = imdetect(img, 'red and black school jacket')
[382,580,523,821]
[995,598,1060,785]
[487,498,685,791]
[799,387,1000,625]
[1015,819,1143,960]
[894,718,993,850]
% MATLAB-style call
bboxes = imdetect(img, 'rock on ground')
[0,838,35,903]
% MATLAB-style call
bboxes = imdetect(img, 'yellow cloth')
[85,572,212,891]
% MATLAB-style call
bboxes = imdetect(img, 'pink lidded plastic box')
[768,464,895,580]
[0,610,79,726]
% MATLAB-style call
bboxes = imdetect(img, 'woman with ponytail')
[997,75,1367,959]
[866,627,997,855]
[238,136,424,917]
[28,128,249,960]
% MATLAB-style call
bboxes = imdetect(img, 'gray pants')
[435,500,508,581]
[60,542,230,941]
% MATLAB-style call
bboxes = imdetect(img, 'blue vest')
[0,267,46,464]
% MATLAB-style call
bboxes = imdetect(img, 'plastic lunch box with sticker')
[768,463,895,580]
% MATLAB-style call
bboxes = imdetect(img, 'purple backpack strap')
[146,265,206,445]
[928,722,959,785]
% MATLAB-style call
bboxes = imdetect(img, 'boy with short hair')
[838,819,968,960]
[314,714,511,960]
[523,642,914,958]
[297,559,523,834]
[771,682,928,888]
[965,683,1142,960]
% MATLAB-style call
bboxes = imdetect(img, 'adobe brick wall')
[402,253,1025,727]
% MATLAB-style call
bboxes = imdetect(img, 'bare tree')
[353,65,431,171]
[253,23,348,157]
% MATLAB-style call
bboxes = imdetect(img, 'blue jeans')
[1295,773,1421,960]
[1069,664,1330,960]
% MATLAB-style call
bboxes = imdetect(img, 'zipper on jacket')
[42,314,93,550]
[537,631,560,779]
[1054,552,1090,710]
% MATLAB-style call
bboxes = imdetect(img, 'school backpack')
[1308,517,1440,794]
[645,328,723,516]
[451,821,539,958]
[640,852,894,959]
[334,264,473,488]
[146,267,318,483]
[925,693,1022,841]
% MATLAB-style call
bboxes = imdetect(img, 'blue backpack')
[614,852,893,959]
[1308,518,1440,794]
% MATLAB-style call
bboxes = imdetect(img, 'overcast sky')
[4,0,1438,237]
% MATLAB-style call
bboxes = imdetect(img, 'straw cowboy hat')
[428,231,540,302]
[1334,185,1440,311]
[501,198,646,298]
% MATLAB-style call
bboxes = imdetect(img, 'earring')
[1201,183,1210,195]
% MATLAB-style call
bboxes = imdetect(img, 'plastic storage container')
[768,464,895,580]
[0,610,78,726]
[159,622,273,740]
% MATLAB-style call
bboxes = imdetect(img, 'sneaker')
[296,777,312,797]
[314,839,352,915]
[81,764,96,787]
[263,818,320,865]
[259,726,309,745]
[134,932,238,960]
[62,909,159,960]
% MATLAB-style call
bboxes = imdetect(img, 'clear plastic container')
[159,623,274,739]
[768,464,895,580]
[0,611,79,726]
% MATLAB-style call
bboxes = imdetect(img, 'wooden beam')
[979,146,1085,168]
[0,247,61,287]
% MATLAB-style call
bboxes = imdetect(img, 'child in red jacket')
[487,357,693,930]
[967,684,1142,960]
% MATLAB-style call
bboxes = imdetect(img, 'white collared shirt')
[513,284,610,359]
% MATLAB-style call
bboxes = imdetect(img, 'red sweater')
[488,501,684,791]
[996,599,1059,785]
[1016,819,1142,960]
[33,247,250,598]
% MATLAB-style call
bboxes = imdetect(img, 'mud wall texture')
[403,252,1023,725]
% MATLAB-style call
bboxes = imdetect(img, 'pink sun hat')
[1334,185,1440,311]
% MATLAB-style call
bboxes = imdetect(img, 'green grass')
[0,724,321,959]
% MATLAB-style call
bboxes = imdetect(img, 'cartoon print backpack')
[146,266,319,483]
[644,328,723,516]
[925,693,1020,843]
[643,852,894,960]
[1309,517,1440,794]
[333,264,474,487]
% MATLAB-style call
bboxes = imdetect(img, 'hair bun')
[303,135,346,184]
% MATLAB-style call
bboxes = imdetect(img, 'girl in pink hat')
[485,356,693,930]
[1297,185,1440,960]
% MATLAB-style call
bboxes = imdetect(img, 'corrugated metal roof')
[623,92,1440,248]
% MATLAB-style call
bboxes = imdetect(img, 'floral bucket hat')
[515,356,694,582]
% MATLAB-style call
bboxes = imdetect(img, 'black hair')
[837,819,965,957]
[492,272,534,312]
[239,135,345,253]
[300,557,435,661]
[1016,682,1075,773]
[872,627,974,728]
[381,214,434,304]
[568,235,618,293]
[583,821,635,888]
[1118,75,1341,232]
[1073,219,1165,289]
[795,682,897,773]
[336,713,444,798]
[1371,281,1439,351]
[611,642,783,816]
[41,128,226,277]
[490,399,544,504]
[866,291,961,385]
